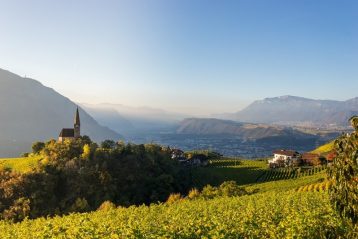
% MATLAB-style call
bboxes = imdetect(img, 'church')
[58,107,81,142]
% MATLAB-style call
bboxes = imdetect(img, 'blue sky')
[0,0,357,115]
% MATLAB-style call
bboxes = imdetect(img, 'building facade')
[58,107,81,142]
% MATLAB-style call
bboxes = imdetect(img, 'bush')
[21,153,29,157]
[219,181,248,197]
[32,142,45,154]
[166,193,182,204]
[188,188,200,199]
[2,197,30,222]
[328,116,358,224]
[69,198,89,213]
[97,201,116,211]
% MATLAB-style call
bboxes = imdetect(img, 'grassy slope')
[0,156,41,173]
[310,140,335,154]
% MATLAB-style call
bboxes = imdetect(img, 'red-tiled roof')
[302,153,320,160]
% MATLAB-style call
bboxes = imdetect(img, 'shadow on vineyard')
[256,165,328,183]
[190,159,267,188]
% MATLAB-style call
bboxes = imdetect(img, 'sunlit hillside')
[0,156,41,173]
[0,171,348,239]
[311,140,335,155]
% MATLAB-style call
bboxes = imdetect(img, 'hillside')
[0,160,349,238]
[0,156,41,173]
[224,95,358,127]
[0,69,121,157]
[1,191,344,239]
[177,118,317,140]
[310,140,335,155]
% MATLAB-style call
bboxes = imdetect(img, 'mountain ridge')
[0,68,122,157]
[176,118,316,140]
[229,95,358,127]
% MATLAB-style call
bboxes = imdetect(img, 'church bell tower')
[74,107,81,138]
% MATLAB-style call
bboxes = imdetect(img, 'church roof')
[59,128,75,137]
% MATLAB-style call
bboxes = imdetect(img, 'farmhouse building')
[58,107,81,142]
[269,150,300,167]
[301,153,323,166]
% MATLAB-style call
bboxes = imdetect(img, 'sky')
[0,0,357,115]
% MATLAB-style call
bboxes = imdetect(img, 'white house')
[269,150,300,167]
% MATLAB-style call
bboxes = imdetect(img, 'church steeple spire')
[74,107,81,138]
[74,107,80,126]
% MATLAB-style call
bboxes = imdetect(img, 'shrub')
[166,193,182,204]
[218,181,248,197]
[328,116,358,224]
[32,142,45,155]
[21,153,29,157]
[2,197,30,222]
[201,185,218,199]
[97,201,116,211]
[69,198,89,213]
[188,188,200,199]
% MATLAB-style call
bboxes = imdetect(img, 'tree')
[101,140,116,149]
[81,144,91,160]
[32,142,45,154]
[328,116,358,224]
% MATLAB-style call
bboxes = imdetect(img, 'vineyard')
[0,190,351,238]
[256,165,327,182]
[0,157,355,238]
[190,159,268,188]
[191,158,328,189]
[296,180,333,192]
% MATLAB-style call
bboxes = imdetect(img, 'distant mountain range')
[217,95,358,127]
[81,103,186,135]
[1,67,355,157]
[0,69,121,157]
[176,118,316,140]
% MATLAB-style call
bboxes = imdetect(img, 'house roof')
[302,153,320,160]
[273,150,299,157]
[59,128,75,137]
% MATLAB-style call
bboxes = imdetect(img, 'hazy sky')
[0,0,357,115]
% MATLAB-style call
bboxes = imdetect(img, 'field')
[0,156,41,172]
[0,157,350,238]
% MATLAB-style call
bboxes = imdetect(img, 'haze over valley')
[0,68,352,157]
[1,1,358,237]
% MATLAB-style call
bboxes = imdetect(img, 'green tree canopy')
[328,116,358,224]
